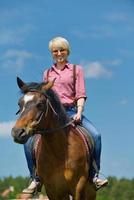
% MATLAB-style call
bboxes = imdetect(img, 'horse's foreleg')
[45,188,70,200]
[75,176,87,200]
[85,183,96,200]
[75,192,85,200]
[62,195,71,200]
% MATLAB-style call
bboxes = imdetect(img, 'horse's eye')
[36,102,44,110]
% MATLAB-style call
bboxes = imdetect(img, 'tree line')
[0,176,133,199]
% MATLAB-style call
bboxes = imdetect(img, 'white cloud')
[1,49,33,72]
[0,25,35,45]
[83,61,113,79]
[0,121,15,138]
[120,99,128,105]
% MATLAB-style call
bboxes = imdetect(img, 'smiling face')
[49,37,70,64]
[51,47,69,64]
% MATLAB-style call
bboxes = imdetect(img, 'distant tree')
[97,177,134,200]
[0,176,133,199]
[0,176,29,199]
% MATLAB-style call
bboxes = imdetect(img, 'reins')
[37,120,74,134]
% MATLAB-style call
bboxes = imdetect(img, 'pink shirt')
[43,63,87,106]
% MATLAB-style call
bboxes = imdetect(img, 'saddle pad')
[76,125,94,153]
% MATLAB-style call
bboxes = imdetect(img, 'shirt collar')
[51,62,70,71]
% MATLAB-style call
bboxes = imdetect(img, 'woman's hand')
[73,112,82,123]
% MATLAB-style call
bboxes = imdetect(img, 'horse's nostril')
[18,128,25,137]
[11,127,24,137]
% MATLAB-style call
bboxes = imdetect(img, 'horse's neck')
[41,129,67,158]
[43,112,68,134]
[40,112,69,158]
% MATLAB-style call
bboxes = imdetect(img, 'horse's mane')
[21,82,70,125]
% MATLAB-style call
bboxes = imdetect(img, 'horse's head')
[11,77,54,144]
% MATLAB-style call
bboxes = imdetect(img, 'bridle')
[23,89,74,134]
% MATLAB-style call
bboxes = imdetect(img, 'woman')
[23,36,108,194]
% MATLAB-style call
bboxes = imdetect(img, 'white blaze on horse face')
[21,94,34,113]
[24,94,34,104]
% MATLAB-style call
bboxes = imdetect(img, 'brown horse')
[11,77,96,200]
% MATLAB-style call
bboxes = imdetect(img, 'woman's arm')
[73,97,85,122]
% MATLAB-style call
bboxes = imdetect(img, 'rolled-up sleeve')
[42,70,47,82]
[75,65,87,100]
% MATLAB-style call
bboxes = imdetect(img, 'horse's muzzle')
[11,127,30,144]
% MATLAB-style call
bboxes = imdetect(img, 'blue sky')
[0,0,134,179]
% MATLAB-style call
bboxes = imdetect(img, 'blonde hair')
[48,36,70,54]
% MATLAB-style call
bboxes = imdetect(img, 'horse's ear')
[42,79,55,91]
[17,77,26,90]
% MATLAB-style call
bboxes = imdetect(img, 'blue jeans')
[24,135,39,180]
[24,107,101,179]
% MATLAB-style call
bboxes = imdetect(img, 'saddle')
[71,124,99,176]
[75,124,94,153]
